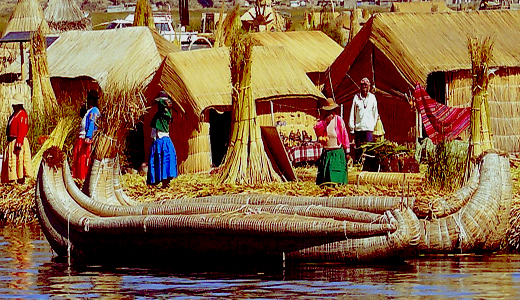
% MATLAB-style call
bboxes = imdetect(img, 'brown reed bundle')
[348,8,362,44]
[217,33,281,184]
[30,24,58,123]
[133,0,155,31]
[0,180,37,224]
[467,37,494,159]
[93,82,147,161]
[213,5,242,48]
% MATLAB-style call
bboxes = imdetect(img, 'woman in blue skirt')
[147,91,178,188]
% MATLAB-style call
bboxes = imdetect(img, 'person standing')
[314,98,350,185]
[349,77,379,161]
[72,90,100,180]
[147,91,177,188]
[1,93,32,184]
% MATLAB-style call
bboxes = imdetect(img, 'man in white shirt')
[348,77,379,160]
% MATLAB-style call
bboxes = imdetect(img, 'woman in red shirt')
[2,93,32,184]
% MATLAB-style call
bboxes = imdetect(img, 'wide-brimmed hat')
[11,93,24,106]
[321,98,339,111]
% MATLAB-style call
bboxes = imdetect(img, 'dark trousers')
[354,131,374,162]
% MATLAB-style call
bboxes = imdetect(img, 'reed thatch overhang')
[156,45,326,120]
[46,27,180,91]
[324,10,520,103]
[44,0,92,33]
[251,31,343,74]
[2,0,50,37]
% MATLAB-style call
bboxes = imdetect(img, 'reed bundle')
[467,37,494,160]
[426,139,467,191]
[93,82,147,161]
[213,5,242,48]
[218,33,281,184]
[31,117,75,176]
[348,8,362,44]
[133,0,155,30]
[0,180,36,224]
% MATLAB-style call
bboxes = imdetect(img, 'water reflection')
[0,224,519,298]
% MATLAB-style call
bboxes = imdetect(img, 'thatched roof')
[325,10,520,102]
[391,1,453,13]
[2,0,50,37]
[47,27,180,90]
[251,31,342,73]
[157,46,325,118]
[44,0,92,33]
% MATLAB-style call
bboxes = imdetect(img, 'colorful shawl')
[414,83,470,144]
[314,115,350,151]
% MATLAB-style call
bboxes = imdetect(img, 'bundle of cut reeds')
[218,33,281,184]
[467,37,494,160]
[348,8,362,44]
[44,0,92,33]
[213,5,242,48]
[93,82,147,161]
[133,0,155,30]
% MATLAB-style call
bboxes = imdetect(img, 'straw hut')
[251,31,343,86]
[150,46,325,174]
[46,27,180,107]
[391,1,453,13]
[44,0,92,33]
[324,10,520,152]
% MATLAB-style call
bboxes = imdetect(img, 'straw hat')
[11,93,24,106]
[321,98,339,111]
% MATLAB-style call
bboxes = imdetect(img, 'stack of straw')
[213,5,242,48]
[217,33,281,184]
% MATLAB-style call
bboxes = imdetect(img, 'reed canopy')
[324,10,520,152]
[150,45,325,174]
[45,27,179,106]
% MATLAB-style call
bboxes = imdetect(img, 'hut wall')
[0,81,31,149]
[446,68,520,153]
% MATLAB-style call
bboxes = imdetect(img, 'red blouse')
[7,109,29,146]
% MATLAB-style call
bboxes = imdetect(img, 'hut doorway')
[426,72,446,104]
[209,108,231,167]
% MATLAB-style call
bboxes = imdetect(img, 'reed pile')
[93,82,147,160]
[217,33,281,184]
[44,0,92,33]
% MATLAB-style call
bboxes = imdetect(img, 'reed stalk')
[213,5,241,48]
[133,0,155,30]
[218,33,281,184]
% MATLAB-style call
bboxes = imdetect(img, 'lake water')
[1,223,520,299]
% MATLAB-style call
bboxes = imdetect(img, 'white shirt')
[348,92,379,133]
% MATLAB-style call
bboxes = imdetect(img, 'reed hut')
[324,10,520,152]
[150,46,325,174]
[44,0,92,33]
[251,31,343,86]
[45,27,180,108]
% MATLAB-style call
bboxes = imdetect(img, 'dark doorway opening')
[426,72,446,104]
[209,109,231,167]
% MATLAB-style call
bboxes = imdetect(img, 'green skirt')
[316,147,348,185]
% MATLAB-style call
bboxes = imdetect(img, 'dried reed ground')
[3,163,520,250]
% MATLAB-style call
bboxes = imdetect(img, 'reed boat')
[35,150,510,264]
[36,155,419,263]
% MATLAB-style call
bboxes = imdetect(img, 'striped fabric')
[414,84,470,144]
